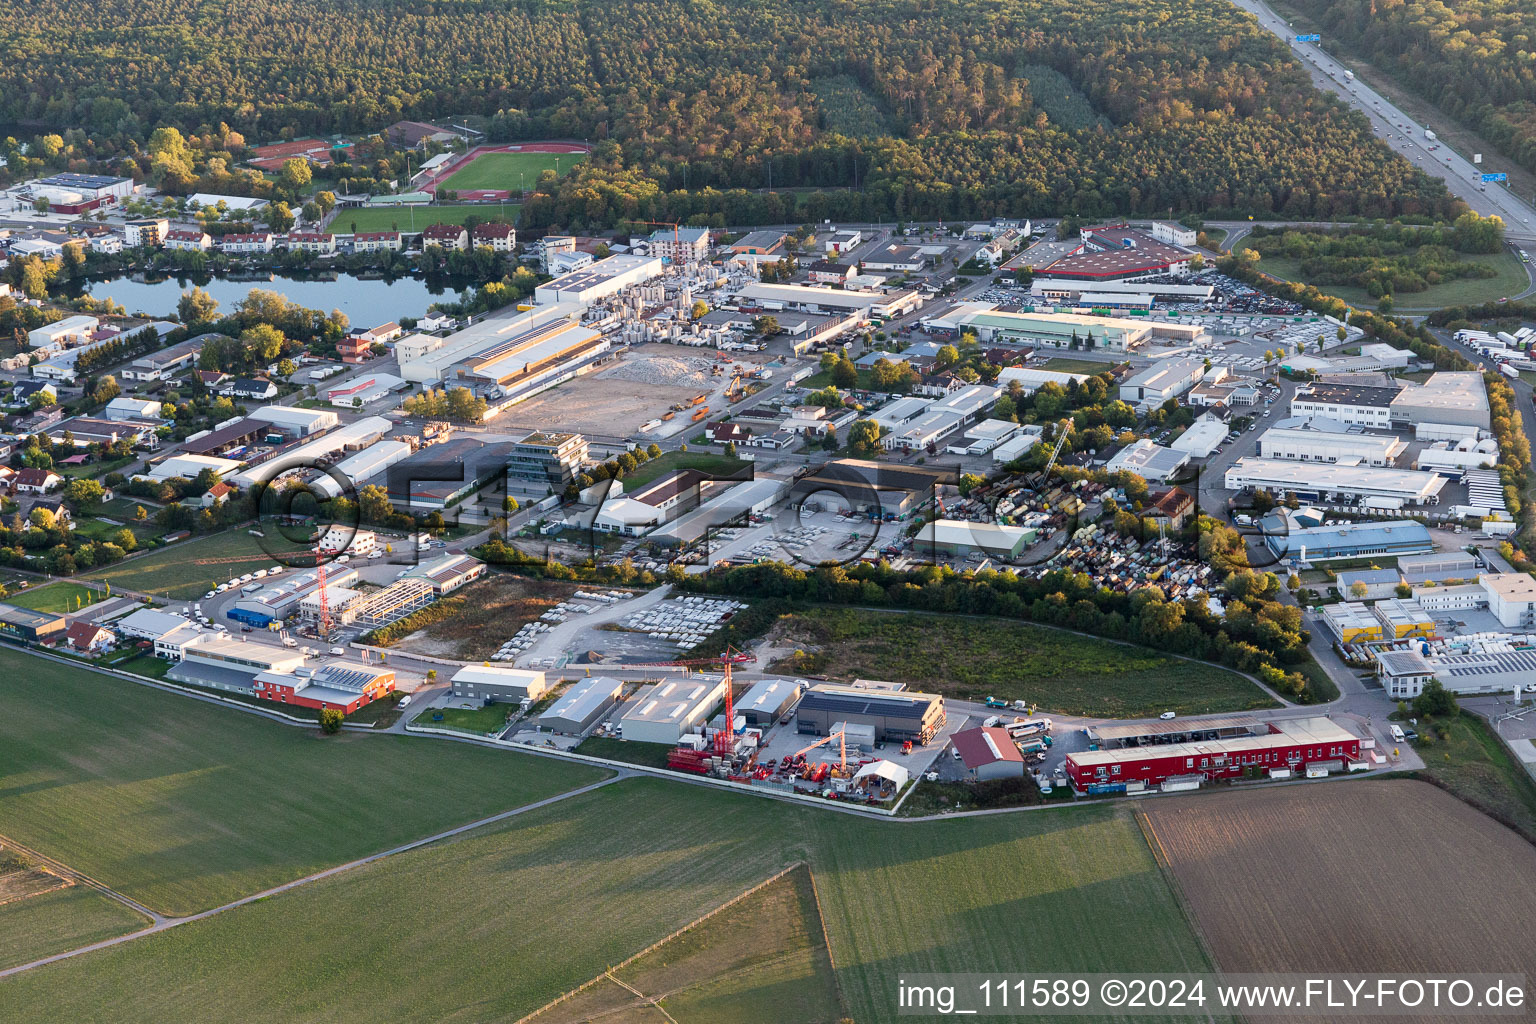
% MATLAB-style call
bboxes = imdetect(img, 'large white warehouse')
[1256,426,1406,467]
[533,255,662,305]
[1224,458,1448,505]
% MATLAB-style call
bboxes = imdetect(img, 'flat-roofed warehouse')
[0,603,66,642]
[397,303,603,389]
[1256,426,1406,466]
[1262,518,1434,562]
[533,254,662,305]
[620,677,726,744]
[795,683,946,744]
[539,676,625,735]
[790,458,953,517]
[731,282,924,320]
[734,678,804,726]
[914,519,1034,559]
[450,665,549,704]
[1066,717,1361,789]
[1224,458,1448,505]
[1389,371,1490,430]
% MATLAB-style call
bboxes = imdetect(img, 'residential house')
[807,261,854,286]
[14,468,62,494]
[707,421,753,446]
[351,230,402,253]
[122,337,206,382]
[64,620,114,654]
[164,229,213,252]
[202,481,235,507]
[90,234,124,255]
[1145,487,1196,530]
[197,369,231,388]
[422,224,469,251]
[219,377,278,400]
[286,231,336,254]
[221,232,276,254]
[470,223,516,252]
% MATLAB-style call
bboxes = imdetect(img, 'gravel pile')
[598,354,712,388]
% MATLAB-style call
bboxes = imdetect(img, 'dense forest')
[1,0,1459,223]
[1289,0,1536,175]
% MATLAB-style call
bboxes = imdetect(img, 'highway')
[1230,0,1536,246]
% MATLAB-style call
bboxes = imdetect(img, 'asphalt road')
[1229,0,1536,245]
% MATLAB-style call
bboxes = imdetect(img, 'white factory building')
[137,453,243,483]
[995,366,1089,395]
[533,255,663,305]
[1224,458,1448,505]
[619,677,727,744]
[731,282,924,321]
[1118,358,1208,405]
[1289,381,1397,429]
[1389,372,1490,431]
[1103,439,1189,482]
[246,405,340,436]
[232,417,392,490]
[310,441,413,498]
[1256,425,1406,467]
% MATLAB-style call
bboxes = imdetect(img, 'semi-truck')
[1343,70,1355,81]
[1424,128,1436,140]
[1501,364,1520,380]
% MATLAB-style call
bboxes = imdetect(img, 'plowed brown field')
[1145,779,1536,1023]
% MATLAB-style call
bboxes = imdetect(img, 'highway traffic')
[1231,0,1536,246]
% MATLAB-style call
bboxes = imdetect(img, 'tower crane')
[632,647,750,756]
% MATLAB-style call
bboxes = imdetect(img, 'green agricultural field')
[770,608,1278,717]
[2,581,105,614]
[82,531,295,601]
[339,202,520,234]
[1243,246,1529,309]
[0,778,1222,1024]
[0,884,149,971]
[0,652,607,914]
[441,150,585,193]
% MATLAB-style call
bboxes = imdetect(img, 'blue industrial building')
[1262,515,1434,563]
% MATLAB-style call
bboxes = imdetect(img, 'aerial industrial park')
[5,3,1536,1018]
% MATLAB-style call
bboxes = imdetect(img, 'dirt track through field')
[1145,779,1536,1024]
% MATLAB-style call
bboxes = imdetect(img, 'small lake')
[67,271,475,326]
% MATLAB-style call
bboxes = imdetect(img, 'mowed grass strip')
[772,608,1276,717]
[82,531,295,601]
[0,652,607,915]
[0,884,150,971]
[0,779,1219,1024]
[441,150,585,192]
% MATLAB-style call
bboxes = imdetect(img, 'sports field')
[82,531,295,601]
[340,202,520,234]
[1145,780,1536,981]
[769,608,1278,717]
[0,652,607,914]
[0,777,1219,1022]
[441,150,585,193]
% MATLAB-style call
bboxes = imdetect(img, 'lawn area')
[768,607,1278,717]
[3,581,106,614]
[621,449,751,490]
[413,702,513,736]
[340,202,521,234]
[1242,246,1529,309]
[82,531,294,601]
[441,150,585,192]
[0,883,149,971]
[0,779,1220,1024]
[1411,712,1536,845]
[69,514,160,547]
[55,455,134,480]
[0,651,608,914]
[573,735,677,769]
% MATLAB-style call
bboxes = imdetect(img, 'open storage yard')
[767,608,1278,717]
[388,573,601,660]
[0,651,607,915]
[1144,780,1536,997]
[0,778,1220,1023]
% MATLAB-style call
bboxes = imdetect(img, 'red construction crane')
[632,647,750,756]
[315,561,332,638]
